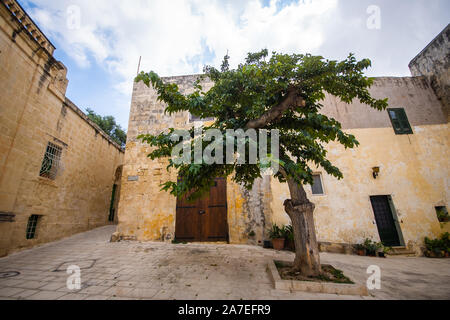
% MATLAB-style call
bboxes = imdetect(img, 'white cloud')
[24,0,339,97]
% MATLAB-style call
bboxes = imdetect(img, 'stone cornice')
[1,0,55,55]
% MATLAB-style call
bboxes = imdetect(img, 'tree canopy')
[86,108,127,148]
[136,50,388,201]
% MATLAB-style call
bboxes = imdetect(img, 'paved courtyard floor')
[0,226,449,300]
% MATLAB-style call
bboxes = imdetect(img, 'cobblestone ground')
[0,226,449,300]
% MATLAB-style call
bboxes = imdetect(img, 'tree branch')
[245,86,305,130]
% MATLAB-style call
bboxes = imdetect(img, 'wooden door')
[176,178,228,242]
[370,196,401,246]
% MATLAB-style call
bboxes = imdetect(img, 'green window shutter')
[388,108,413,135]
[388,110,402,134]
[397,109,413,134]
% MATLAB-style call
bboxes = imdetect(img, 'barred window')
[26,215,40,240]
[39,142,62,180]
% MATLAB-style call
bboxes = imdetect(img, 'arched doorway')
[175,177,228,242]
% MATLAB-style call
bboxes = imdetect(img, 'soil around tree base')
[275,261,354,284]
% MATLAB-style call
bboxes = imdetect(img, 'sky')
[20,0,450,130]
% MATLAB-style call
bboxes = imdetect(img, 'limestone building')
[117,24,449,255]
[0,0,124,257]
[409,24,450,121]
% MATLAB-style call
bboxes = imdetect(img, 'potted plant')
[436,207,450,222]
[363,238,383,257]
[377,245,390,258]
[269,224,285,251]
[263,240,272,249]
[424,233,450,258]
[378,246,391,258]
[354,243,366,256]
[284,225,295,251]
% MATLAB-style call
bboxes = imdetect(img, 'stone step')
[387,247,417,256]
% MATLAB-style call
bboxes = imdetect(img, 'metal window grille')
[39,142,62,180]
[311,174,324,195]
[26,215,40,240]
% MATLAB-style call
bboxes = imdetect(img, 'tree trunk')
[282,170,322,277]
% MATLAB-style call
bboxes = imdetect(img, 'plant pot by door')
[272,238,285,251]
[367,251,377,257]
[357,249,366,256]
[263,240,272,249]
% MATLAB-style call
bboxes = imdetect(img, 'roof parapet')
[2,0,56,55]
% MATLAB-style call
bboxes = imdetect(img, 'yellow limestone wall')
[0,3,124,257]
[270,125,448,251]
[441,223,450,234]
[118,73,448,252]
[117,77,270,244]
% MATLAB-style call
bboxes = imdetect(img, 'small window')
[189,113,214,122]
[435,206,449,222]
[26,215,40,240]
[388,108,413,135]
[311,174,324,195]
[39,142,62,180]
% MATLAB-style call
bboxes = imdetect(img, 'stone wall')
[409,24,450,120]
[118,71,448,253]
[117,76,269,244]
[0,1,124,257]
[118,24,449,253]
[271,77,448,253]
[321,77,446,129]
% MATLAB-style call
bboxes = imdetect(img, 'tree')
[135,50,388,277]
[86,108,127,148]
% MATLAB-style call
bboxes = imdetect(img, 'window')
[435,206,449,222]
[311,174,324,195]
[39,142,62,180]
[189,113,214,122]
[26,215,40,239]
[388,108,413,135]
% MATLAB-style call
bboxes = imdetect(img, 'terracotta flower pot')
[367,250,377,257]
[272,238,285,251]
[357,249,366,256]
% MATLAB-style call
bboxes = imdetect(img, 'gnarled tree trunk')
[243,90,320,276]
[282,170,321,277]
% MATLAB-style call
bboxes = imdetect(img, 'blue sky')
[20,0,450,130]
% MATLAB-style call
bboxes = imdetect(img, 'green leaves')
[86,108,127,147]
[135,50,388,199]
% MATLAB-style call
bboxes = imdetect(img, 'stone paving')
[0,226,449,300]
